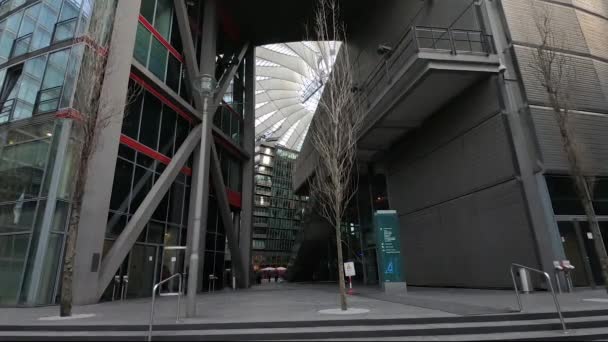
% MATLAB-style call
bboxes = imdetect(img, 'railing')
[0,99,16,124]
[35,86,63,114]
[52,17,78,44]
[359,25,496,121]
[10,32,32,58]
[510,263,567,333]
[148,273,183,342]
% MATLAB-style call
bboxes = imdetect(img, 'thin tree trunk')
[574,175,608,291]
[555,111,608,291]
[335,217,347,311]
[60,155,88,316]
[60,200,80,316]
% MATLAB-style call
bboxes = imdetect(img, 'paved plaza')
[1,283,607,326]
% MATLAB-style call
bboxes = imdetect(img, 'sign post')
[344,261,356,295]
[373,210,407,294]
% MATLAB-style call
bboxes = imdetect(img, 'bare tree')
[59,1,142,316]
[529,1,608,291]
[307,0,365,311]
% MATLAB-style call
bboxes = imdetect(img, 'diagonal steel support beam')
[96,126,202,298]
[209,142,246,288]
[214,43,249,106]
[174,0,204,112]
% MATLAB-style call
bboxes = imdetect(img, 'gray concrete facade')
[292,0,608,289]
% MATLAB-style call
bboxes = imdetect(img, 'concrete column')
[26,120,72,305]
[485,0,561,275]
[239,46,256,288]
[186,0,217,318]
[72,0,141,305]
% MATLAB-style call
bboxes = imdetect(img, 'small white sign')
[344,262,356,277]
[148,256,153,261]
[171,256,177,262]
[587,232,594,240]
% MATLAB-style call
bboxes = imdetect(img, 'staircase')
[3,309,608,341]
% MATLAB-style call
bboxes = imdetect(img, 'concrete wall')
[384,78,539,288]
[73,0,141,305]
[294,0,489,191]
[501,0,608,174]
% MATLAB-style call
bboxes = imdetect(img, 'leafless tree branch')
[306,0,365,311]
[529,0,608,291]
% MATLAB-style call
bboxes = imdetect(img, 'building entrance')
[160,246,186,293]
[558,220,608,287]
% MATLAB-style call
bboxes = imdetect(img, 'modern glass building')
[0,0,254,307]
[1,0,606,308]
[252,142,306,269]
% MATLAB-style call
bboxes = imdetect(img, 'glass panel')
[110,158,134,212]
[134,23,150,65]
[0,200,38,233]
[129,166,153,214]
[589,177,608,215]
[148,37,167,81]
[51,200,69,232]
[0,233,30,305]
[167,182,184,225]
[41,48,70,89]
[36,232,63,304]
[11,34,31,57]
[121,84,143,139]
[140,0,155,23]
[158,106,176,157]
[545,175,585,215]
[59,44,83,109]
[106,212,127,237]
[147,220,164,244]
[38,4,59,30]
[58,0,79,21]
[166,54,181,93]
[153,191,168,221]
[154,0,172,40]
[164,225,179,245]
[56,128,77,200]
[139,92,161,149]
[52,17,76,43]
[0,127,52,202]
[160,245,183,292]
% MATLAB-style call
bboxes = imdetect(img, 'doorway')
[160,246,185,293]
[126,244,159,299]
[558,220,608,287]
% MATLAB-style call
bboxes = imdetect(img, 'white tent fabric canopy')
[255,41,340,151]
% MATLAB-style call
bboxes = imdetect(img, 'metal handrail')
[510,263,567,333]
[148,273,183,342]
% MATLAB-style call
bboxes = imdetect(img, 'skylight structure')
[255,41,340,151]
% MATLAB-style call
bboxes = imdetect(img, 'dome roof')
[255,41,339,151]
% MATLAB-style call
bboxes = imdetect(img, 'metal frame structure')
[94,0,254,319]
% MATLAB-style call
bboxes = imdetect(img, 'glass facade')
[0,0,117,305]
[252,143,307,268]
[133,0,187,100]
[0,0,248,306]
[545,174,608,287]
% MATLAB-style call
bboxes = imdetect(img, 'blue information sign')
[373,210,404,284]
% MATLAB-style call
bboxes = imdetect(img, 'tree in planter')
[529,1,608,290]
[59,2,142,316]
[307,0,365,311]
